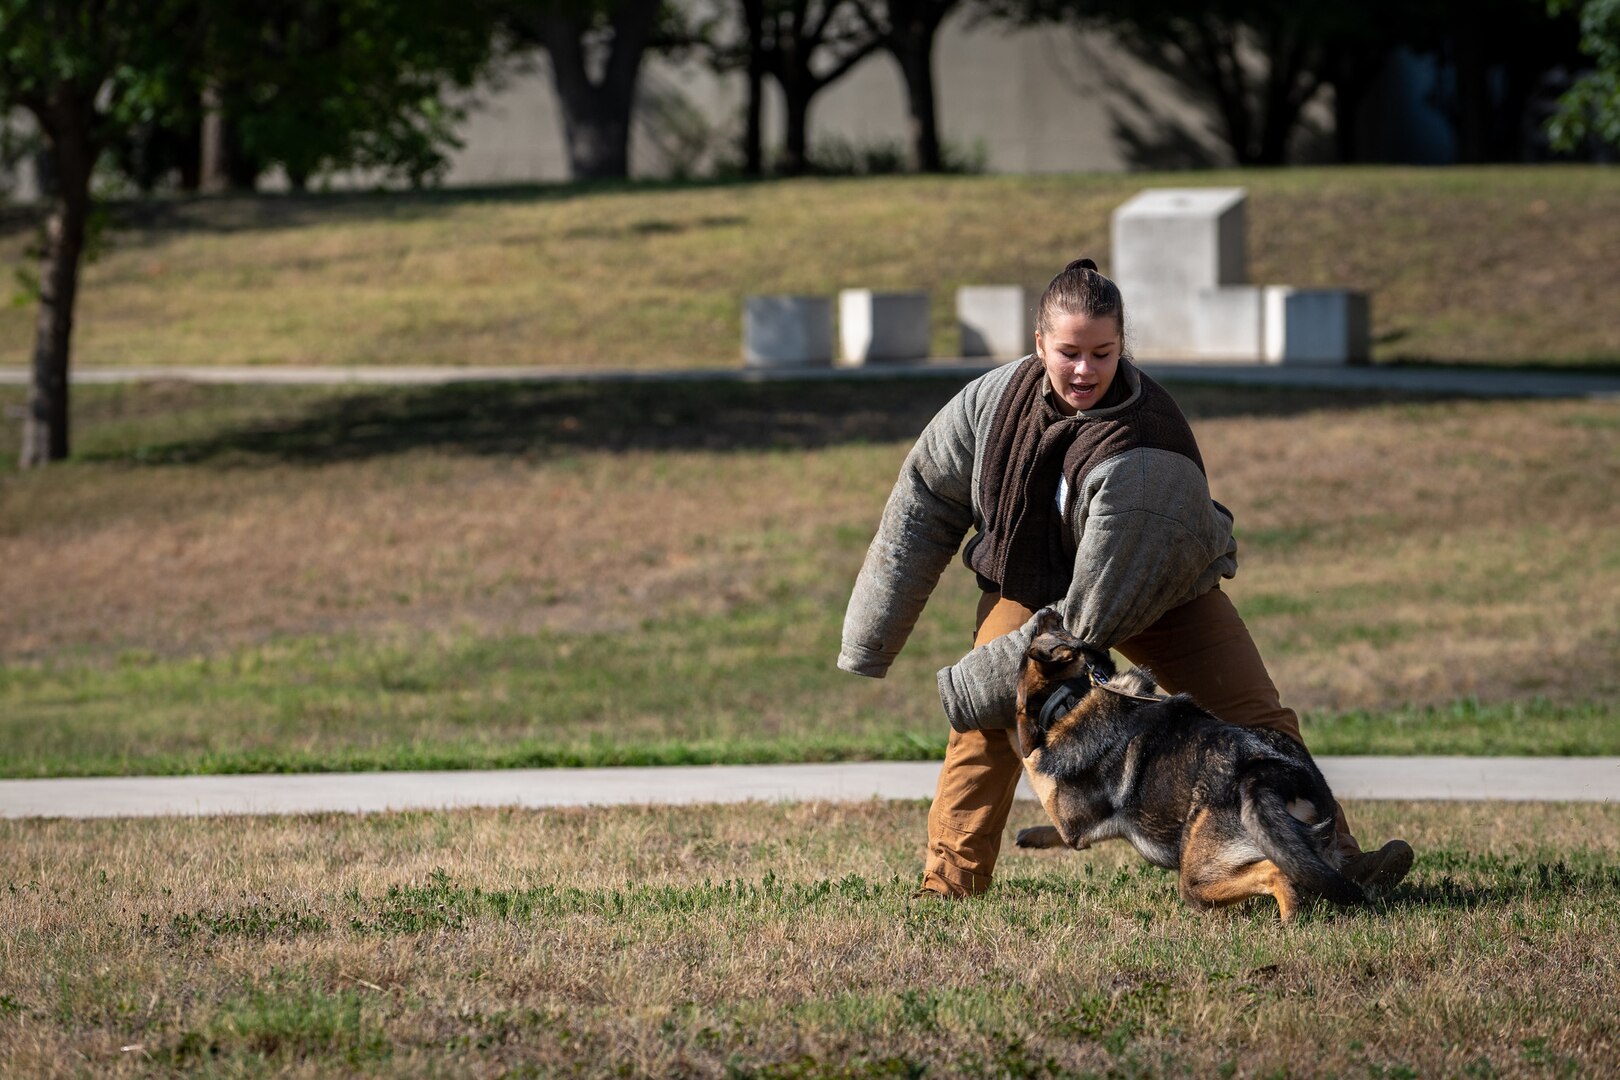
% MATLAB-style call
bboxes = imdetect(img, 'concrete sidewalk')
[3,758,1617,819]
[2,361,1618,399]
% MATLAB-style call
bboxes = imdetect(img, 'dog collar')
[1038,677,1092,729]
[1037,668,1163,728]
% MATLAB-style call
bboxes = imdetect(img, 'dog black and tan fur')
[1012,609,1363,920]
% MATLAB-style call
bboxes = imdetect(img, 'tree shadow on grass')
[1388,858,1620,908]
[0,177,772,245]
[118,178,769,237]
[111,375,1455,468]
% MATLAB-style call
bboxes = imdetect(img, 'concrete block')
[839,290,931,364]
[1263,288,1371,365]
[743,295,835,367]
[1112,187,1248,359]
[956,286,1033,360]
[1192,286,1264,359]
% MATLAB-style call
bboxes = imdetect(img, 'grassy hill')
[2,166,1617,370]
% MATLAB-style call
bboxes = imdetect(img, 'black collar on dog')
[1038,666,1162,728]
[1038,676,1094,729]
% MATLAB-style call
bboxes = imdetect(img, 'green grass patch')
[178,980,391,1067]
[1304,698,1620,757]
[3,615,1618,777]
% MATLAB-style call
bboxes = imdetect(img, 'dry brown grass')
[1,168,1617,371]
[2,799,1617,1076]
[3,382,1615,716]
[1203,397,1620,710]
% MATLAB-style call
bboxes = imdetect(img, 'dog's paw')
[1014,825,1065,849]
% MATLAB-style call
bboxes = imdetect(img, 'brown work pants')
[920,588,1357,897]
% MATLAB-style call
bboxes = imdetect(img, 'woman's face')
[1036,310,1121,415]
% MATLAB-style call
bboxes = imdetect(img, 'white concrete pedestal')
[1264,288,1371,365]
[743,295,835,367]
[1111,187,1369,365]
[956,286,1033,360]
[1113,187,1248,360]
[838,290,931,364]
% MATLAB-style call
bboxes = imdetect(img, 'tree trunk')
[21,105,96,469]
[780,82,811,175]
[1450,11,1488,163]
[540,0,659,181]
[561,101,632,180]
[743,64,764,175]
[1330,67,1367,163]
[1186,19,1257,165]
[894,33,941,172]
[741,0,765,176]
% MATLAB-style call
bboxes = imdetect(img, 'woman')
[838,258,1412,899]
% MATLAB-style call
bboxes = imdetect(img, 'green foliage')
[205,0,499,188]
[0,0,500,191]
[0,0,197,148]
[1547,0,1620,150]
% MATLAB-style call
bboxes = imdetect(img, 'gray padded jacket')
[836,358,1238,732]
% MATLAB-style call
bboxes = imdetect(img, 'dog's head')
[1014,608,1115,759]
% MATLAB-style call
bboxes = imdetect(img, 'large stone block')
[1192,286,1264,360]
[743,295,835,367]
[839,289,931,364]
[956,285,1034,360]
[1112,187,1248,359]
[1263,288,1371,365]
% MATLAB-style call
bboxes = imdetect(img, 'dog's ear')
[1033,607,1066,636]
[1026,633,1077,666]
[1027,609,1086,667]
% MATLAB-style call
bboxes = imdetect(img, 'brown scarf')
[964,357,1205,609]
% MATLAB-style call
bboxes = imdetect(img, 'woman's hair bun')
[1065,257,1099,273]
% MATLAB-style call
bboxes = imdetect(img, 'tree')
[853,0,961,172]
[501,0,671,180]
[1546,0,1620,151]
[1311,0,1433,163]
[731,0,769,174]
[0,0,502,467]
[755,0,881,174]
[1091,0,1333,165]
[696,0,881,176]
[207,0,497,190]
[992,0,1404,166]
[0,0,196,467]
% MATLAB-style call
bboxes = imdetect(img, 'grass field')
[3,167,1620,370]
[3,799,1618,1076]
[2,376,1616,777]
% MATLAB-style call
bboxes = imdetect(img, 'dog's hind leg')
[1179,808,1302,920]
[1180,859,1301,921]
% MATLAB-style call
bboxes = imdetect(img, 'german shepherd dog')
[1012,609,1363,920]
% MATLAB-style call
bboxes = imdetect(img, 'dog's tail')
[1239,767,1365,908]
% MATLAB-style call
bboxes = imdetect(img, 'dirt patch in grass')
[1,168,1617,371]
[2,800,1617,1076]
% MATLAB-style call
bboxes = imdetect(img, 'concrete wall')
[440,13,1291,185]
[1,14,1339,198]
